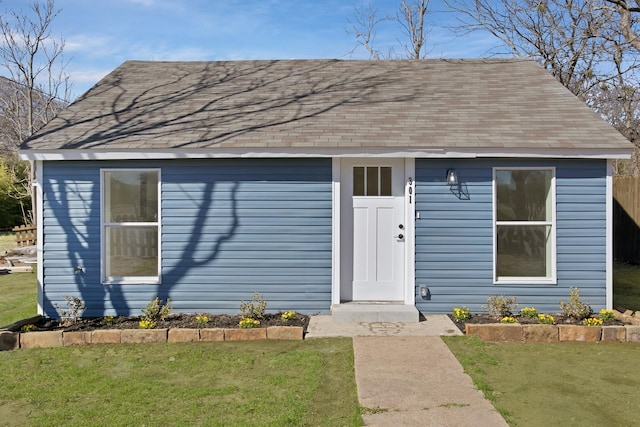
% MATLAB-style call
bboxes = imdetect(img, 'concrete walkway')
[306,315,509,427]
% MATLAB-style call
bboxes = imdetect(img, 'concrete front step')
[331,303,419,323]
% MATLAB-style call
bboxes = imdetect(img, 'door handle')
[398,224,404,229]
[395,234,404,239]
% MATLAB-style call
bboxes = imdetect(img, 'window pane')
[366,167,378,196]
[380,167,392,196]
[353,167,365,196]
[105,171,158,222]
[496,170,551,221]
[106,226,158,277]
[496,225,550,278]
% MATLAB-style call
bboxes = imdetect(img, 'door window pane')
[353,167,365,196]
[380,167,392,196]
[366,167,378,196]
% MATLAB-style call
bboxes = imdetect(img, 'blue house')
[20,59,633,321]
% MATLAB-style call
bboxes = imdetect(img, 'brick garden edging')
[466,323,640,343]
[0,326,304,351]
[465,309,640,343]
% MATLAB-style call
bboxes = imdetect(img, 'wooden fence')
[12,224,36,247]
[614,177,640,264]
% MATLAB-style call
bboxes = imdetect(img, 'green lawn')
[0,271,37,327]
[0,339,363,427]
[444,336,640,426]
[0,231,15,255]
[613,261,640,311]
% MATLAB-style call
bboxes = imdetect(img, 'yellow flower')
[281,311,296,321]
[537,314,555,325]
[239,318,260,329]
[139,319,157,329]
[195,314,209,325]
[583,317,603,327]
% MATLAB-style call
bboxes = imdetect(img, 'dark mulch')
[29,313,310,333]
[448,313,625,334]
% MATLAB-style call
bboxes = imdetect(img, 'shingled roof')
[20,58,633,158]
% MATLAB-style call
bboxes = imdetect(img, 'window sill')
[494,278,557,286]
[103,278,161,286]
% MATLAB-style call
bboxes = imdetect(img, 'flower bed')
[451,309,640,343]
[0,313,309,351]
[0,325,305,351]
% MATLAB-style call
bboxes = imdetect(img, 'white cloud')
[65,35,118,55]
[70,68,111,84]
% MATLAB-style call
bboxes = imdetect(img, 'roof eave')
[19,147,633,161]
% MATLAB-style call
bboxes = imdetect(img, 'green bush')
[559,287,591,320]
[240,291,267,319]
[484,295,518,318]
[0,160,26,228]
[141,297,172,323]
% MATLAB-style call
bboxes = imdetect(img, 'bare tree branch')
[0,0,72,224]
[347,0,430,59]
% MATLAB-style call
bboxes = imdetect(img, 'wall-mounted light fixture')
[446,169,458,186]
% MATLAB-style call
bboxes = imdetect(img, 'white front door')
[340,159,405,301]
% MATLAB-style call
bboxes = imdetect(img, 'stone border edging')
[466,323,640,343]
[0,326,304,351]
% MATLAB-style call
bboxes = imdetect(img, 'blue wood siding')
[415,159,608,314]
[41,159,332,318]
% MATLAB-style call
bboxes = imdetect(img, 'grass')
[0,339,363,427]
[613,261,640,311]
[0,231,15,255]
[443,335,640,426]
[0,271,37,327]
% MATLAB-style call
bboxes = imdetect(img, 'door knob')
[398,224,404,229]
[395,234,404,239]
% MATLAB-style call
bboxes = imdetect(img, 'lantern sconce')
[446,169,459,186]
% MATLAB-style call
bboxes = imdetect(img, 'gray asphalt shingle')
[21,58,633,154]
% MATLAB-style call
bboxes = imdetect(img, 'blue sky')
[4,0,503,100]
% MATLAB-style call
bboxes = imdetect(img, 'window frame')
[492,167,557,285]
[100,168,161,285]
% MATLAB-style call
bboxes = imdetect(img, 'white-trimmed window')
[101,169,160,284]
[493,168,556,284]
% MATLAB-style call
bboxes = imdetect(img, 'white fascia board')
[19,147,633,161]
[606,160,613,309]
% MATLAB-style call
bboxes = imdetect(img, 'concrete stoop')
[331,303,419,323]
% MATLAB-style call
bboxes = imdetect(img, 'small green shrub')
[452,306,471,322]
[101,315,116,326]
[141,297,172,323]
[484,295,518,318]
[559,287,591,320]
[537,314,555,325]
[520,307,538,318]
[240,291,267,319]
[55,295,86,326]
[239,317,260,328]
